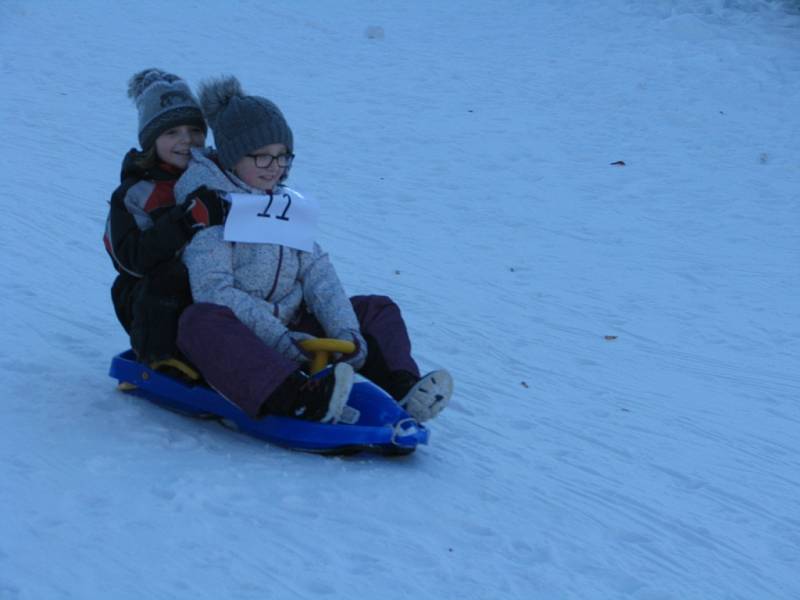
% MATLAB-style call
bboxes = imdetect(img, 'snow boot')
[393,369,453,422]
[266,363,354,423]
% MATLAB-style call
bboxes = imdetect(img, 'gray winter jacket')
[175,149,362,361]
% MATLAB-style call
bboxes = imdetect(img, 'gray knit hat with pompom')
[198,75,293,170]
[128,68,206,150]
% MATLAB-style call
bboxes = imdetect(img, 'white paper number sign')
[223,188,319,251]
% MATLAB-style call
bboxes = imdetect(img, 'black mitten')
[183,186,228,227]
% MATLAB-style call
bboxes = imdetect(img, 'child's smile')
[155,125,206,170]
[234,142,289,191]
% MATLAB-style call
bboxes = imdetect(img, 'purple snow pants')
[177,295,420,418]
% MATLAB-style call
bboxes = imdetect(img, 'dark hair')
[133,145,159,170]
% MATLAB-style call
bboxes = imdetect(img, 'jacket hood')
[174,147,262,203]
[118,148,185,184]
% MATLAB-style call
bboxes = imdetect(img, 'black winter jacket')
[103,149,207,278]
[104,149,223,328]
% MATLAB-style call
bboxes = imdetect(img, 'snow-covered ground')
[1,1,799,598]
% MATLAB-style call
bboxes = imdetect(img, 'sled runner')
[108,339,429,455]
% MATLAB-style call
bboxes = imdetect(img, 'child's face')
[154,125,206,170]
[234,143,290,191]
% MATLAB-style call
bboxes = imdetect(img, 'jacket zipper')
[265,245,284,313]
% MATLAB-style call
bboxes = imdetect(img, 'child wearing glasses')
[173,75,453,423]
[104,68,226,376]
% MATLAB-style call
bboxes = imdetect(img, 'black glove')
[183,186,228,228]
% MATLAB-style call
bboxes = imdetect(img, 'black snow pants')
[111,258,192,364]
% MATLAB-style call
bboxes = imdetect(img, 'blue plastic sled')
[109,350,429,455]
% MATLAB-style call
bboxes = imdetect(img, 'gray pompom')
[127,68,180,100]
[198,75,244,127]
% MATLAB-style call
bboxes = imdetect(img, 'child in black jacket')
[103,68,225,371]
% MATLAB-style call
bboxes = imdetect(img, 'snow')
[1,1,799,598]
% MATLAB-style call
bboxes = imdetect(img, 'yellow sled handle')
[298,338,356,374]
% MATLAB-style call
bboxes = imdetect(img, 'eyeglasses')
[246,152,294,169]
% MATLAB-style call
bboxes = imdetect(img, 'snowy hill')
[1,1,799,598]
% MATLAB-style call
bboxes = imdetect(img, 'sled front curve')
[109,350,428,455]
